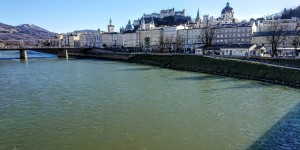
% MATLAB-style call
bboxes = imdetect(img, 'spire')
[128,19,131,24]
[109,18,112,25]
[196,8,200,22]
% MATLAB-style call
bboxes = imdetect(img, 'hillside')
[281,6,300,19]
[0,22,56,41]
[263,5,300,20]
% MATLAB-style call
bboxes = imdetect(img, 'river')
[0,51,299,150]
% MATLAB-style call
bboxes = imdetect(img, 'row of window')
[217,33,251,38]
[216,38,250,43]
[216,28,251,33]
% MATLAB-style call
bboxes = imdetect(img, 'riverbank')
[66,50,300,87]
[126,54,300,87]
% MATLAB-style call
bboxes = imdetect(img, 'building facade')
[80,33,102,47]
[214,23,257,44]
[139,28,163,51]
[177,28,203,50]
[258,18,298,32]
[123,32,138,48]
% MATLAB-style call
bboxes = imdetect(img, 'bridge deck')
[0,47,93,51]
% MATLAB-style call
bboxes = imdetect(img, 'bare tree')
[164,36,173,53]
[292,32,300,57]
[201,17,216,47]
[175,34,185,53]
[266,22,287,57]
[159,33,165,53]
[144,37,151,51]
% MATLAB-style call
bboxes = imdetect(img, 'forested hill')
[281,5,300,19]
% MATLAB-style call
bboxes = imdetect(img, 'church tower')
[195,8,200,22]
[107,18,115,33]
[195,8,201,28]
[140,17,146,30]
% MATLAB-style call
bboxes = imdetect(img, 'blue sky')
[0,0,299,33]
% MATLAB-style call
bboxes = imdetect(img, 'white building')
[140,18,155,30]
[123,32,138,48]
[214,22,257,44]
[177,28,203,50]
[252,30,300,57]
[61,34,80,47]
[79,33,102,47]
[116,33,124,47]
[258,18,298,32]
[220,44,256,56]
[195,44,266,57]
[139,28,163,51]
[101,32,119,47]
[163,25,186,41]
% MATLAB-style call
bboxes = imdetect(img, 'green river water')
[0,51,299,150]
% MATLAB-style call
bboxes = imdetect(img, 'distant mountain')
[0,22,56,41]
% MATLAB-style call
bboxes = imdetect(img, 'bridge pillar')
[58,49,68,59]
[19,50,27,60]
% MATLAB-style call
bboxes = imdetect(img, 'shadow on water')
[0,58,20,60]
[248,102,300,150]
[175,75,222,81]
[118,67,153,71]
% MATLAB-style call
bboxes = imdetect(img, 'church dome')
[221,2,233,15]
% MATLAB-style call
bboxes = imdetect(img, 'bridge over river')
[0,47,95,59]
